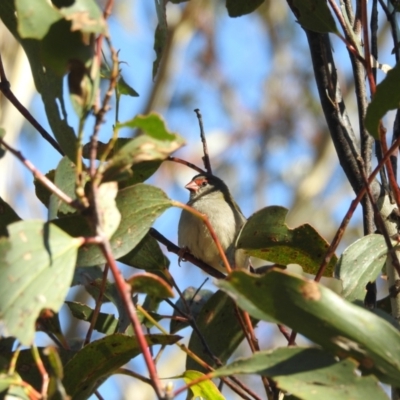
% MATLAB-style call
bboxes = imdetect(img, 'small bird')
[178,173,249,273]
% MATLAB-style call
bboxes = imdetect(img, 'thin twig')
[167,156,205,174]
[0,53,64,156]
[100,239,165,399]
[84,264,110,345]
[91,38,119,180]
[31,345,49,398]
[194,109,212,174]
[0,138,84,211]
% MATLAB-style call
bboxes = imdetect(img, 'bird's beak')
[185,180,199,192]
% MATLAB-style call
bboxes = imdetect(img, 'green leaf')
[63,333,181,399]
[218,269,400,386]
[152,0,168,78]
[335,234,387,301]
[56,0,106,35]
[289,0,338,33]
[34,169,56,208]
[119,232,169,270]
[237,206,336,277]
[226,0,264,17]
[65,301,119,335]
[117,75,139,97]
[365,62,400,139]
[183,370,225,400]
[0,0,77,160]
[15,0,61,39]
[213,347,389,400]
[103,113,184,182]
[0,221,81,344]
[76,184,172,266]
[186,290,257,373]
[0,197,21,237]
[49,156,83,216]
[127,272,174,299]
[170,287,214,334]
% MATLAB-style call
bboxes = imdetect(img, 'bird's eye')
[200,180,207,187]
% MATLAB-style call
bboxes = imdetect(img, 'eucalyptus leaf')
[237,206,336,277]
[213,347,389,400]
[0,221,82,344]
[335,234,388,301]
[218,269,400,386]
[63,333,181,399]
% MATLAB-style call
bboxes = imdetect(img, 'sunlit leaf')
[213,347,389,400]
[237,206,336,277]
[335,234,388,301]
[218,269,400,386]
[183,370,224,400]
[63,333,181,399]
[0,221,82,344]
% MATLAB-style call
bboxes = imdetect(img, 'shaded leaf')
[213,347,389,400]
[34,169,56,208]
[117,75,139,97]
[170,287,214,334]
[49,156,84,216]
[127,272,174,298]
[152,16,167,79]
[335,234,387,301]
[103,113,184,182]
[218,269,400,386]
[289,0,338,33]
[63,333,181,399]
[237,206,336,277]
[0,197,21,237]
[226,0,264,17]
[183,370,224,400]
[365,62,400,139]
[186,290,257,373]
[0,221,82,344]
[65,301,119,335]
[76,184,172,266]
[119,232,169,271]
[0,0,77,160]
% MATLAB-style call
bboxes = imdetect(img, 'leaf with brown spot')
[237,206,337,277]
[218,269,400,387]
[63,333,181,399]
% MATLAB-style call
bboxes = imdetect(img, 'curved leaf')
[186,290,257,372]
[63,333,181,399]
[183,370,224,400]
[213,347,389,400]
[218,269,400,386]
[289,0,338,33]
[237,206,336,277]
[365,62,400,139]
[335,234,387,301]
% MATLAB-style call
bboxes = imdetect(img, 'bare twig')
[167,156,205,174]
[100,239,165,399]
[0,138,84,211]
[0,53,64,156]
[84,264,110,345]
[194,109,212,174]
[31,345,49,398]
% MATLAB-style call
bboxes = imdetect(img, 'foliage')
[0,0,400,399]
